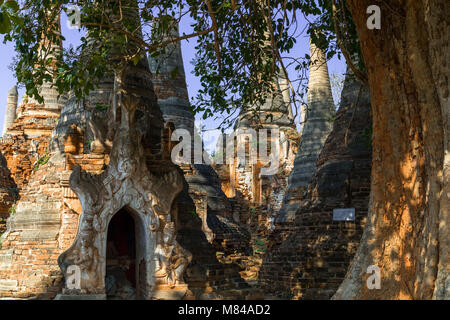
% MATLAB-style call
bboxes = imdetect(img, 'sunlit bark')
[334,0,449,300]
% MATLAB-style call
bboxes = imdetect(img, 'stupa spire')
[28,11,67,111]
[148,19,194,135]
[277,39,335,222]
[2,86,18,136]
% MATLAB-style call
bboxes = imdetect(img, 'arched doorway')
[105,208,138,299]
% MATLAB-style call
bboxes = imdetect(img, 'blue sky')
[0,12,346,153]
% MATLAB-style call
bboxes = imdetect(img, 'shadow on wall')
[176,171,253,299]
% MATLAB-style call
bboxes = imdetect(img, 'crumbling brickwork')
[0,102,60,190]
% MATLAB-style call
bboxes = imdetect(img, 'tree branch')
[204,0,222,69]
[331,0,368,87]
[81,21,214,56]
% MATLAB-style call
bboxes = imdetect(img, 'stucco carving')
[154,222,193,287]
[58,92,189,298]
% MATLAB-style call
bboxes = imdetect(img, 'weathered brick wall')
[0,49,166,298]
[0,113,96,297]
[260,200,369,299]
[0,125,170,299]
[215,128,299,221]
[260,72,372,299]
[0,102,61,246]
[147,25,261,296]
[208,129,300,292]
[0,103,59,190]
[176,188,263,299]
[0,80,261,302]
[0,155,70,299]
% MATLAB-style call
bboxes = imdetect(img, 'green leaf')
[0,12,12,34]
[3,0,19,12]
[132,55,141,66]
[170,66,179,79]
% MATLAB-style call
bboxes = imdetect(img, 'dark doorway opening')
[105,208,137,299]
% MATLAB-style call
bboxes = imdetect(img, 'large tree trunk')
[334,0,449,299]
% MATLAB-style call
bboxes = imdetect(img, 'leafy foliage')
[0,0,19,34]
[188,210,198,217]
[189,0,364,128]
[1,0,365,127]
[33,150,50,171]
[8,202,15,215]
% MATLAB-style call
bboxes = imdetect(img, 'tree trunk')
[334,0,449,299]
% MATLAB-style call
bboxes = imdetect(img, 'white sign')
[333,208,355,221]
